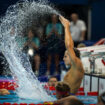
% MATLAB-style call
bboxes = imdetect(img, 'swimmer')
[59,16,84,94]
[53,82,77,104]
[0,89,10,95]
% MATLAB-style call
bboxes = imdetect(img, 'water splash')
[0,0,60,101]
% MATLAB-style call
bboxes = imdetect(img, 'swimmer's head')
[63,48,80,67]
[0,89,10,95]
[55,82,70,99]
[77,43,86,48]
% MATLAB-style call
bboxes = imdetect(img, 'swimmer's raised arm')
[59,16,74,47]
[59,16,78,67]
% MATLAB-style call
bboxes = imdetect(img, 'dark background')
[0,0,105,75]
[0,0,105,40]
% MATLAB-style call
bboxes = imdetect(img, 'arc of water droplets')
[0,0,61,101]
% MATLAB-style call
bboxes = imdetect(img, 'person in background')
[0,89,10,95]
[77,43,86,48]
[48,76,58,87]
[70,13,86,47]
[97,92,105,105]
[24,29,40,76]
[46,14,63,75]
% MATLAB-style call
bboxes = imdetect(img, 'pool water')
[0,76,97,104]
[77,96,97,105]
[0,90,97,104]
[0,91,44,104]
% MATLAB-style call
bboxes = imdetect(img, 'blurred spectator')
[70,13,86,47]
[24,30,40,76]
[77,43,86,48]
[48,76,58,87]
[97,92,105,105]
[46,14,63,75]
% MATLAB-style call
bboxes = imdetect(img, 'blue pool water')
[0,91,44,104]
[77,96,97,105]
[0,90,97,104]
[0,76,97,104]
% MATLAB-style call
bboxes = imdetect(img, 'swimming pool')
[0,90,43,104]
[0,90,98,105]
[0,76,97,104]
[0,91,97,104]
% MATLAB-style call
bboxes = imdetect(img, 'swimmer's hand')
[0,89,10,95]
[59,15,70,28]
